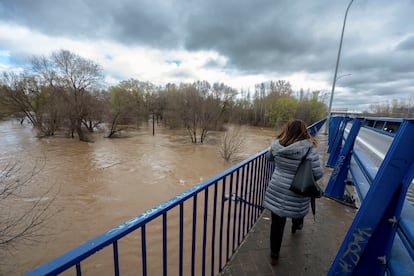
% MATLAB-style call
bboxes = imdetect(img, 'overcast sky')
[1,0,413,111]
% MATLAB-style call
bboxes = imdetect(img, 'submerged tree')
[106,79,148,138]
[32,50,103,141]
[166,81,236,143]
[0,72,55,135]
[219,126,245,162]
[181,84,203,143]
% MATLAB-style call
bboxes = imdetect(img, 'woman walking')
[263,119,324,265]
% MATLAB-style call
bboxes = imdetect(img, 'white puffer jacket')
[263,139,324,218]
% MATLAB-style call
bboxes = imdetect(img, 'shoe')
[271,252,279,266]
[291,223,303,234]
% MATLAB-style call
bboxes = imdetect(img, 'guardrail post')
[325,118,361,199]
[328,119,414,275]
[327,117,349,166]
[328,116,347,153]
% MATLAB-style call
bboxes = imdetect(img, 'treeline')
[0,49,327,143]
[365,99,414,118]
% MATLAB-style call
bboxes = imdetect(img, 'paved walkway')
[220,134,358,276]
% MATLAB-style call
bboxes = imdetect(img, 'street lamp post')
[326,0,355,134]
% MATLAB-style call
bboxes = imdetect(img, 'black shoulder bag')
[289,147,323,198]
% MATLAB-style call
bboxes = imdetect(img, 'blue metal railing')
[26,119,326,276]
[27,149,274,276]
[325,116,414,275]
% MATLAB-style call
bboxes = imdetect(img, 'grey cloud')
[169,69,194,79]
[1,0,414,110]
[0,0,98,38]
[182,0,342,74]
[108,0,181,47]
[8,50,34,67]
[396,35,414,51]
[0,0,181,46]
[204,58,223,68]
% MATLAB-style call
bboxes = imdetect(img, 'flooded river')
[0,120,276,275]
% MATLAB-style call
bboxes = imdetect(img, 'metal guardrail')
[325,116,414,275]
[26,119,326,276]
[27,146,273,276]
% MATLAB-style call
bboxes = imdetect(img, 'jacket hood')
[272,139,312,159]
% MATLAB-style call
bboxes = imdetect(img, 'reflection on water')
[0,120,275,275]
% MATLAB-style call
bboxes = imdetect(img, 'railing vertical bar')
[191,194,198,276]
[76,263,81,276]
[218,178,226,271]
[247,162,254,230]
[257,156,264,214]
[251,159,260,219]
[141,225,147,276]
[262,157,267,204]
[113,241,119,276]
[254,158,261,219]
[237,166,245,246]
[256,157,263,217]
[202,189,209,276]
[226,174,234,262]
[254,159,260,219]
[162,213,167,276]
[251,159,258,222]
[179,203,184,276]
[210,182,218,276]
[251,159,256,220]
[260,156,268,209]
[242,164,249,239]
[232,169,240,253]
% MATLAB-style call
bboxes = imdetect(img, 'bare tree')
[0,73,39,126]
[197,83,238,142]
[181,84,203,143]
[162,84,183,128]
[269,80,293,97]
[106,86,135,137]
[219,126,245,162]
[106,79,147,138]
[81,90,107,132]
[175,81,234,143]
[0,72,62,136]
[0,161,56,261]
[32,50,103,141]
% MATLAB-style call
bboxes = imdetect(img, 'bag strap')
[300,146,312,162]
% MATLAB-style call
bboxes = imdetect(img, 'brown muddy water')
[0,120,276,275]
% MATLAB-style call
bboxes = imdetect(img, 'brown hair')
[278,119,318,147]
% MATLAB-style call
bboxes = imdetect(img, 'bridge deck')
[220,134,357,275]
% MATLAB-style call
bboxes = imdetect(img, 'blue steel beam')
[328,119,414,275]
[328,116,347,152]
[325,119,361,199]
[327,116,349,167]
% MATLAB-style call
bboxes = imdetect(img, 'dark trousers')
[270,213,304,256]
